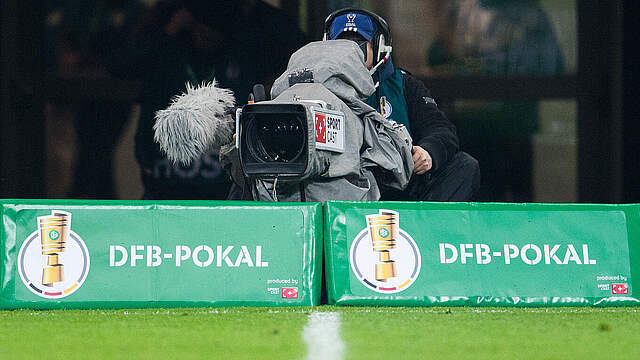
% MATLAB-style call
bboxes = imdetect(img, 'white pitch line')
[303,311,345,360]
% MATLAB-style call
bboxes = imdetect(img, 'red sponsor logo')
[611,283,629,295]
[281,287,298,299]
[315,113,326,143]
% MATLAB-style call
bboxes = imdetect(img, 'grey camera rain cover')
[272,40,413,190]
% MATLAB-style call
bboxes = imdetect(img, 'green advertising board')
[324,201,640,306]
[1,200,323,309]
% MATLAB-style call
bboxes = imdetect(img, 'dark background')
[1,0,638,202]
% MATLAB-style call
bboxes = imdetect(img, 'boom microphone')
[153,80,236,165]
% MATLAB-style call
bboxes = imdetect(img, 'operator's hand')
[412,146,432,175]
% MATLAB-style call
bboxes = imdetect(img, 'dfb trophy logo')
[18,210,90,299]
[350,210,421,294]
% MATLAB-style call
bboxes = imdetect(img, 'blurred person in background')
[428,0,565,202]
[104,0,306,199]
[45,0,143,199]
[325,8,480,201]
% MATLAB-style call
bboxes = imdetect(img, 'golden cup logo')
[18,211,90,299]
[350,210,421,294]
[367,211,398,281]
[39,211,69,286]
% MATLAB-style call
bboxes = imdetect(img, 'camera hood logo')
[350,210,421,294]
[18,210,90,299]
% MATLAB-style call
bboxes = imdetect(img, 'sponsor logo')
[612,283,629,295]
[380,96,393,118]
[153,149,225,180]
[423,96,437,106]
[439,243,598,265]
[18,211,90,299]
[281,287,299,299]
[345,13,357,27]
[109,245,269,268]
[314,108,345,153]
[350,210,421,294]
[315,113,326,143]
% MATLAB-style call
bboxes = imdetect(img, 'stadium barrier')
[324,201,640,306]
[0,200,323,309]
[2,199,639,308]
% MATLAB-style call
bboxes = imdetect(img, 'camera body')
[236,99,346,179]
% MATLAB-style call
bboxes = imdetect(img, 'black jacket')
[402,72,459,173]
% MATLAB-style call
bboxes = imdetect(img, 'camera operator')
[324,8,480,201]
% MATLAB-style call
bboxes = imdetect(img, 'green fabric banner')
[1,200,323,309]
[324,201,640,306]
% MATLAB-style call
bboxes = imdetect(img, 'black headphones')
[323,8,393,65]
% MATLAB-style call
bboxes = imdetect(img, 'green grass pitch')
[2,307,639,359]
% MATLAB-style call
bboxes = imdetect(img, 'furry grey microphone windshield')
[153,81,236,165]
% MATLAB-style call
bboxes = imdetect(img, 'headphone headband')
[323,7,393,70]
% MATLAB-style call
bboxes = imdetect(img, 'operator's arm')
[403,73,459,173]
